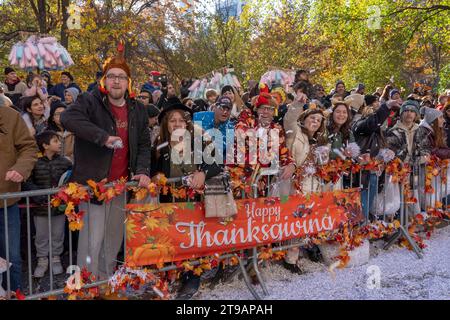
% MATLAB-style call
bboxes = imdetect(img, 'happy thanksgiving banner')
[125,189,362,267]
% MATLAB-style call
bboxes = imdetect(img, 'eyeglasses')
[106,74,128,82]
[259,106,275,112]
[137,95,150,100]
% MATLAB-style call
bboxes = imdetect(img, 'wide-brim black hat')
[147,104,160,118]
[158,102,193,123]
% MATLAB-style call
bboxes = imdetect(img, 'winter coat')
[283,102,320,194]
[60,87,151,184]
[352,103,390,157]
[49,82,82,102]
[151,125,223,203]
[386,121,419,163]
[22,155,72,216]
[87,82,98,92]
[0,106,38,206]
[3,80,27,105]
[414,120,450,160]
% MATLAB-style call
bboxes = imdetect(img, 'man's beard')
[108,88,126,100]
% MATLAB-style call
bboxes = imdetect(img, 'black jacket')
[60,87,151,184]
[23,155,72,216]
[352,103,390,157]
[151,141,223,203]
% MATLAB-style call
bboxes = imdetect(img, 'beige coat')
[283,102,321,194]
[0,106,39,206]
[2,81,27,96]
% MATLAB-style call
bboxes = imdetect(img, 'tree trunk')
[60,0,70,47]
[37,0,47,33]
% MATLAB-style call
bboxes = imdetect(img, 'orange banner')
[125,189,362,267]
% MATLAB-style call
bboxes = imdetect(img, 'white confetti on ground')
[195,226,450,300]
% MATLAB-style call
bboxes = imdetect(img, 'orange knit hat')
[99,41,135,98]
[102,41,130,77]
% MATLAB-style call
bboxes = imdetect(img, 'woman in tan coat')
[284,95,328,194]
[282,94,328,273]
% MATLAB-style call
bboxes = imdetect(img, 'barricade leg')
[251,247,269,296]
[25,197,33,296]
[383,185,423,258]
[235,253,261,300]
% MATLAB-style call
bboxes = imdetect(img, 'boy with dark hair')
[23,130,72,278]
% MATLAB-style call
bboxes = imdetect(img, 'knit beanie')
[102,42,131,78]
[4,67,15,75]
[364,94,378,106]
[423,107,442,125]
[400,100,420,115]
[99,41,134,97]
[40,70,51,81]
[61,71,74,82]
[65,87,80,102]
[390,89,400,99]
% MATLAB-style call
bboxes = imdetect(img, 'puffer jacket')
[22,155,72,216]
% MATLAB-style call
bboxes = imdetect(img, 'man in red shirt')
[61,45,151,279]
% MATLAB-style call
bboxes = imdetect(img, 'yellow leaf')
[66,183,79,195]
[126,219,138,242]
[181,261,194,271]
[51,198,61,208]
[158,218,170,231]
[65,202,75,215]
[69,220,83,231]
[193,267,203,276]
[134,188,148,201]
[145,217,159,231]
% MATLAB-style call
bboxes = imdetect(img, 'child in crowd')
[23,130,72,278]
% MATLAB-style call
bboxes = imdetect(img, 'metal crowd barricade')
[2,159,449,300]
